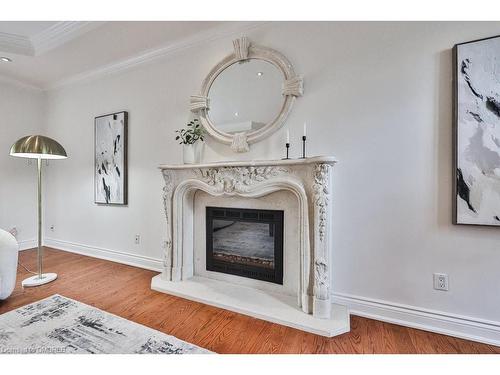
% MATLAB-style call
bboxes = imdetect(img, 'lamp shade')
[10,135,67,160]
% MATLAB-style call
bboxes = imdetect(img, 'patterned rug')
[0,294,211,354]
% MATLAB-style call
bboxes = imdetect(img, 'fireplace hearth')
[206,206,284,284]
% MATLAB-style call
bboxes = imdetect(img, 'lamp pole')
[37,156,42,280]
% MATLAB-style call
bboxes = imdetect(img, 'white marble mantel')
[158,155,338,170]
[151,156,350,337]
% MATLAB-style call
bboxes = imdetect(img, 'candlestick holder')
[283,143,290,160]
[301,136,307,159]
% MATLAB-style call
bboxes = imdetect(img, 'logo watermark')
[1,346,67,354]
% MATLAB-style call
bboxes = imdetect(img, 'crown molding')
[0,31,34,56]
[0,21,104,57]
[31,21,105,56]
[46,21,271,91]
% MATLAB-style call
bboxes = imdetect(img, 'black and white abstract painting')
[95,111,128,205]
[454,36,500,226]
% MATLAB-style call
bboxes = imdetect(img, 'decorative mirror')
[190,37,303,152]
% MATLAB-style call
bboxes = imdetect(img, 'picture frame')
[94,111,128,205]
[453,35,500,226]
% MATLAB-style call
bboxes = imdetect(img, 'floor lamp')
[10,135,67,287]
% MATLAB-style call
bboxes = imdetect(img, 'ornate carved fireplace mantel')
[152,156,350,336]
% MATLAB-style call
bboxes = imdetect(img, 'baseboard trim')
[44,238,163,273]
[18,239,37,251]
[332,292,500,347]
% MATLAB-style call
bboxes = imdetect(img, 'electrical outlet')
[433,273,449,291]
[135,234,141,245]
[50,224,55,232]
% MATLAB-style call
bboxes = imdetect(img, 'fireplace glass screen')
[206,207,284,284]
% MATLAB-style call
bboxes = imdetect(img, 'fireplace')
[153,157,350,337]
[206,206,284,284]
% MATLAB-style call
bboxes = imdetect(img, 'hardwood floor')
[1,247,499,354]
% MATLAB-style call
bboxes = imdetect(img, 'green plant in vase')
[175,119,205,164]
[175,119,205,145]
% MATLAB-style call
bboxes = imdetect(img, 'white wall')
[0,80,45,248]
[40,22,500,343]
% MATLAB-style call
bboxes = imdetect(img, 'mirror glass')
[208,59,284,134]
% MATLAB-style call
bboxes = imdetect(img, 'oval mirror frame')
[190,37,303,152]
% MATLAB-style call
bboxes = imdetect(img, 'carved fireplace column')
[161,170,175,282]
[311,163,332,319]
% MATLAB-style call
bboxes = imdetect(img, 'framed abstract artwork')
[94,111,128,205]
[453,35,500,226]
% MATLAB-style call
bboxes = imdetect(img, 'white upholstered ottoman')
[0,229,18,300]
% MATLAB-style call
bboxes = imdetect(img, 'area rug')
[0,294,211,354]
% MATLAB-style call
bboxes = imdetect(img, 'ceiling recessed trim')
[0,21,105,57]
[0,31,34,56]
[31,21,105,56]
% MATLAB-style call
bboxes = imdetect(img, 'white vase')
[183,142,204,164]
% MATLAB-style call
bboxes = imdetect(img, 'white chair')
[0,228,18,300]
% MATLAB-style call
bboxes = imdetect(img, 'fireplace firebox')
[206,206,284,284]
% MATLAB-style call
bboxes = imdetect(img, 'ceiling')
[0,21,239,89]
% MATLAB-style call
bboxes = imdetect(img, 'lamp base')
[22,273,58,287]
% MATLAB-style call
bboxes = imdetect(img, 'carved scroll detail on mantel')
[313,163,331,242]
[314,258,329,300]
[198,165,289,194]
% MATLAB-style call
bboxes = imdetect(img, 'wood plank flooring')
[1,247,498,354]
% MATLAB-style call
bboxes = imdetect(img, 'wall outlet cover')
[433,273,449,291]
